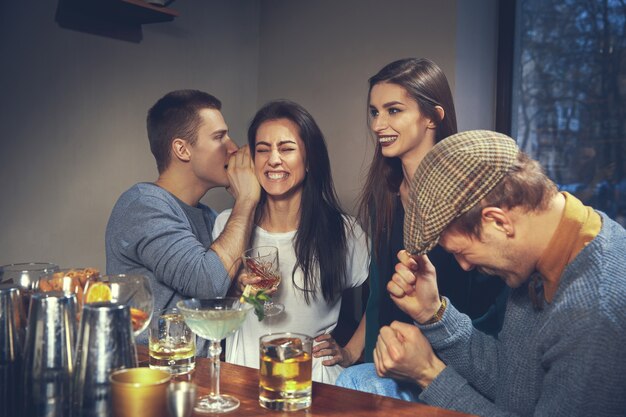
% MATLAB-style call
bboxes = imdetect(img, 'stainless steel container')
[166,381,197,417]
[0,284,26,417]
[22,291,77,417]
[72,302,137,417]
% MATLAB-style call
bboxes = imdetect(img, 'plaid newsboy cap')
[404,130,519,255]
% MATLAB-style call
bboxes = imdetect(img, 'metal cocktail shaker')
[73,302,138,417]
[0,284,27,417]
[22,291,77,417]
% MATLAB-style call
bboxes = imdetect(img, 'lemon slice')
[240,284,252,303]
[85,282,112,303]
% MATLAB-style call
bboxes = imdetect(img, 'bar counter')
[138,346,476,417]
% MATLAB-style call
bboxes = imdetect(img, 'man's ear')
[427,106,446,129]
[172,138,191,162]
[481,207,515,237]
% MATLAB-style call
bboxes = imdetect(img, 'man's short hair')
[404,130,556,254]
[147,90,222,173]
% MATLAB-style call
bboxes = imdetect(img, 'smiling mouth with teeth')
[266,172,289,180]
[378,136,398,144]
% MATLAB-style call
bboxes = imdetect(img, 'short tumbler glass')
[259,332,312,411]
[110,367,171,417]
[148,308,196,375]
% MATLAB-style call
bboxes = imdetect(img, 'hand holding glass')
[242,246,284,316]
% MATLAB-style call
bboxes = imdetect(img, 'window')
[507,0,626,226]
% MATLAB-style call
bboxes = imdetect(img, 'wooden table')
[138,347,475,417]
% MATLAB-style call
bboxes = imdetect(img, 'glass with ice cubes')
[259,333,312,411]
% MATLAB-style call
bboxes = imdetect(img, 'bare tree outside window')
[511,0,626,226]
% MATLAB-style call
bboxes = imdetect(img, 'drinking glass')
[0,262,59,290]
[37,267,100,311]
[83,274,153,336]
[110,367,171,417]
[259,332,312,411]
[242,246,284,316]
[176,297,253,413]
[0,262,59,315]
[148,307,196,374]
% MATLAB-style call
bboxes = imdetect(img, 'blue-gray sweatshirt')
[419,213,626,417]
[105,183,230,314]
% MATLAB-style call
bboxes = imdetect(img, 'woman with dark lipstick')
[334,58,507,377]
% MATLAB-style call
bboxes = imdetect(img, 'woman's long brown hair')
[357,58,458,259]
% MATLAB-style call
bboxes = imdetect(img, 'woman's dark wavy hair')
[248,100,348,304]
[356,58,458,259]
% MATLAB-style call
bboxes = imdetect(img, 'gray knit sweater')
[105,183,230,314]
[419,213,626,417]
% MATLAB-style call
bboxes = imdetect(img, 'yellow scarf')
[534,192,601,303]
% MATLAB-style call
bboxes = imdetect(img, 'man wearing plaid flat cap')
[338,130,626,417]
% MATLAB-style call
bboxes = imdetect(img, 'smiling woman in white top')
[212,100,369,384]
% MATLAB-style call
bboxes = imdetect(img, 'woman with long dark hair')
[335,58,507,371]
[212,100,369,384]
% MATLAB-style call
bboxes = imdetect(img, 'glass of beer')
[259,332,312,411]
[148,308,196,375]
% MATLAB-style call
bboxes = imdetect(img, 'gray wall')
[456,0,499,131]
[257,0,458,209]
[0,1,260,270]
[0,1,498,271]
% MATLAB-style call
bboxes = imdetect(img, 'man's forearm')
[210,197,258,278]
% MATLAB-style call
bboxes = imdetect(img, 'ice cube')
[264,337,304,361]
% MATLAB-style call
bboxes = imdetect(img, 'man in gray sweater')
[105,90,260,316]
[337,130,626,416]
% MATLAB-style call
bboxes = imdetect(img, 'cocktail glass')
[242,246,284,317]
[83,274,153,337]
[177,297,253,413]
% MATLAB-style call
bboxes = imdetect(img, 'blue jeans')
[335,363,422,403]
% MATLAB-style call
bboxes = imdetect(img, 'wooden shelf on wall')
[117,0,179,24]
[56,0,179,42]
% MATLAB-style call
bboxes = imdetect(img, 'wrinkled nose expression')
[254,118,307,198]
[266,170,289,181]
